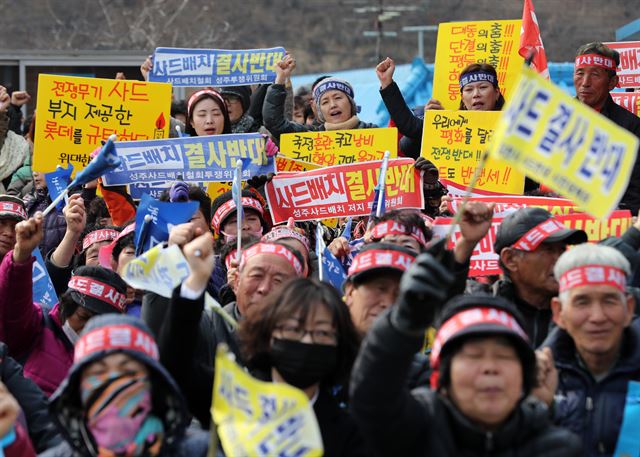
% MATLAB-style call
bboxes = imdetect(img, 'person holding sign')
[350,270,583,457]
[43,315,209,457]
[376,58,504,157]
[573,42,640,214]
[238,278,366,457]
[539,244,640,457]
[263,54,377,141]
[184,89,232,137]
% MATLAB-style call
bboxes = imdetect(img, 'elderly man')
[0,195,27,260]
[158,232,306,428]
[492,207,587,347]
[574,42,640,213]
[539,243,639,457]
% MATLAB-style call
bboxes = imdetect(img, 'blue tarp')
[291,60,578,127]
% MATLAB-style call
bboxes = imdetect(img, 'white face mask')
[62,320,79,345]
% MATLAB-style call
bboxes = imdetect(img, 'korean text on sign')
[421,111,524,195]
[488,67,639,219]
[149,47,286,87]
[101,133,274,186]
[279,128,397,167]
[612,92,640,116]
[432,210,632,277]
[603,41,640,89]
[432,20,523,110]
[212,345,323,457]
[34,74,171,174]
[265,158,424,224]
[446,195,579,218]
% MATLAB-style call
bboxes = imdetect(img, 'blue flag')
[32,248,58,310]
[613,381,640,456]
[134,194,198,255]
[44,164,74,212]
[316,227,348,291]
[341,218,353,241]
[70,136,121,188]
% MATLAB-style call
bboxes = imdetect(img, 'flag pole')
[235,159,243,263]
[316,223,324,282]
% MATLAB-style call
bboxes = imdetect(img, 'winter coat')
[599,95,640,214]
[158,287,241,428]
[230,113,262,133]
[39,430,210,457]
[350,310,583,457]
[24,188,67,258]
[0,343,62,452]
[543,318,640,457]
[0,251,74,396]
[262,84,377,141]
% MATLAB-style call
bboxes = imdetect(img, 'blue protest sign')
[128,181,208,200]
[134,194,199,254]
[101,134,274,186]
[316,226,347,291]
[44,164,74,212]
[149,47,286,87]
[32,248,58,310]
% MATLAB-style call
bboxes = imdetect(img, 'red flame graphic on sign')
[155,113,166,129]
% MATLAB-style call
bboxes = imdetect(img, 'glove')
[247,173,275,189]
[391,251,455,335]
[414,157,439,184]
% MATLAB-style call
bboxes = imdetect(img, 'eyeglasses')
[275,325,337,344]
[223,96,241,105]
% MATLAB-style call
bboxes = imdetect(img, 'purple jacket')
[0,251,73,397]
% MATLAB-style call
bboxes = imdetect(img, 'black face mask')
[269,338,338,389]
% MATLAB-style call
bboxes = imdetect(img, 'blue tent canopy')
[291,60,578,127]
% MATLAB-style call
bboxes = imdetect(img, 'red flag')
[519,0,550,79]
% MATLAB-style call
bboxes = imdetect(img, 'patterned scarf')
[81,371,164,456]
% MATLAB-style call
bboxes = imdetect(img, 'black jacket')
[543,318,640,457]
[600,95,640,214]
[0,343,62,453]
[158,288,241,428]
[262,84,377,141]
[350,311,582,457]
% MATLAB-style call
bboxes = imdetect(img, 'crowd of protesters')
[0,38,637,457]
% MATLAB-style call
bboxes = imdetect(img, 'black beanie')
[221,86,252,114]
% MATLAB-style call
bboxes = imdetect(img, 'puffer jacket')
[543,318,640,457]
[0,251,74,396]
[262,84,377,141]
[0,343,62,452]
[350,310,582,457]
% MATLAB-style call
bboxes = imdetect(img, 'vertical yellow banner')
[432,20,523,110]
[34,74,172,173]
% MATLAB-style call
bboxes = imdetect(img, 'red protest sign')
[265,158,424,223]
[432,210,632,277]
[604,41,640,88]
[611,92,640,116]
[446,195,579,218]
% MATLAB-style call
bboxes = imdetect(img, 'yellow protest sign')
[432,20,523,110]
[212,345,323,457]
[34,74,172,174]
[487,67,639,219]
[275,155,320,172]
[280,128,397,167]
[122,244,190,298]
[421,110,524,194]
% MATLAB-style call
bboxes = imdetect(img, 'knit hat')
[0,195,27,221]
[210,189,269,235]
[347,242,416,285]
[312,77,359,122]
[185,88,232,136]
[66,265,129,315]
[494,207,587,254]
[430,294,536,395]
[220,86,252,113]
[49,314,190,454]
